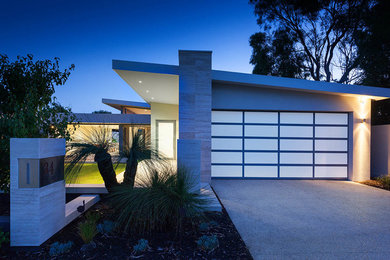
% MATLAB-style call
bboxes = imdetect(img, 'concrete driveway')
[212,180,390,259]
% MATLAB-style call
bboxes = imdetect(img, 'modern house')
[69,99,151,154]
[112,50,390,183]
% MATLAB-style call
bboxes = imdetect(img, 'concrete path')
[212,180,390,259]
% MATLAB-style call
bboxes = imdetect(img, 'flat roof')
[73,113,150,124]
[102,98,150,110]
[112,60,390,100]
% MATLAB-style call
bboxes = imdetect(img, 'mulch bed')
[2,199,253,259]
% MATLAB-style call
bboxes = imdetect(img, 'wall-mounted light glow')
[146,90,150,93]
[151,97,155,100]
[360,97,367,105]
[361,118,367,123]
[138,80,142,84]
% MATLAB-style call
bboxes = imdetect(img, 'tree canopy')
[0,54,75,192]
[249,0,390,87]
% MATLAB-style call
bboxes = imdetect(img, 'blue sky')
[1,0,258,113]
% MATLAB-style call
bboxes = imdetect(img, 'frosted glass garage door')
[211,111,349,179]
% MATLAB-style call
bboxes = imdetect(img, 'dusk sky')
[1,0,259,113]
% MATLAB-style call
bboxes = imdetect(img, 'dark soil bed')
[3,199,252,259]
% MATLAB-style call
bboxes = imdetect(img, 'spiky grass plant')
[108,164,210,234]
[78,220,97,244]
[375,175,390,190]
[78,212,100,244]
[66,126,118,191]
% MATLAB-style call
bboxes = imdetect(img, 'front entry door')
[157,120,176,159]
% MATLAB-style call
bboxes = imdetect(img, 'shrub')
[108,165,210,234]
[199,222,210,232]
[208,220,219,227]
[49,241,73,256]
[97,220,116,235]
[133,239,149,254]
[376,175,390,190]
[199,220,219,232]
[78,212,100,244]
[0,228,9,248]
[197,235,219,252]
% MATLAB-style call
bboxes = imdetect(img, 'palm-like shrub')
[108,165,209,234]
[66,126,118,191]
[120,130,161,187]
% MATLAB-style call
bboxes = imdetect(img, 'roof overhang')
[113,60,179,105]
[212,70,390,100]
[113,59,390,104]
[102,98,150,114]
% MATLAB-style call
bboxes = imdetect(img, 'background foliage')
[0,54,75,192]
[249,0,390,87]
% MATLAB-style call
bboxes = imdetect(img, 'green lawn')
[65,163,126,184]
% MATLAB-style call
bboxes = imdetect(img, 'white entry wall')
[211,110,349,179]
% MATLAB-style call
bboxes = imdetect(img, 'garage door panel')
[212,138,242,150]
[245,139,278,151]
[315,153,347,164]
[245,112,278,123]
[280,126,313,138]
[315,140,347,151]
[212,165,242,177]
[245,152,278,164]
[280,139,313,151]
[212,152,242,164]
[315,113,348,125]
[212,125,242,136]
[212,111,242,123]
[244,166,278,177]
[245,125,278,137]
[280,153,313,164]
[315,126,348,138]
[280,112,313,124]
[314,166,347,178]
[280,166,313,177]
[212,110,349,179]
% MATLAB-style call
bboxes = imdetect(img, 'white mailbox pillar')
[10,138,66,246]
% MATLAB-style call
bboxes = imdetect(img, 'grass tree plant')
[66,126,118,191]
[119,129,162,187]
[108,164,209,234]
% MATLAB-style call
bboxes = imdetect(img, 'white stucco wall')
[371,125,390,177]
[212,83,372,181]
[150,102,179,158]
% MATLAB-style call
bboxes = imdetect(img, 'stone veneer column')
[177,50,212,184]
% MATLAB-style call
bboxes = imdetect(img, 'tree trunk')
[94,152,118,192]
[123,157,138,187]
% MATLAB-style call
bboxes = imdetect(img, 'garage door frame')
[211,109,351,180]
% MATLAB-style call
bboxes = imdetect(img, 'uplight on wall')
[360,96,368,105]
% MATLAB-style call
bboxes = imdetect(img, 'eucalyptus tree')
[249,0,372,84]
